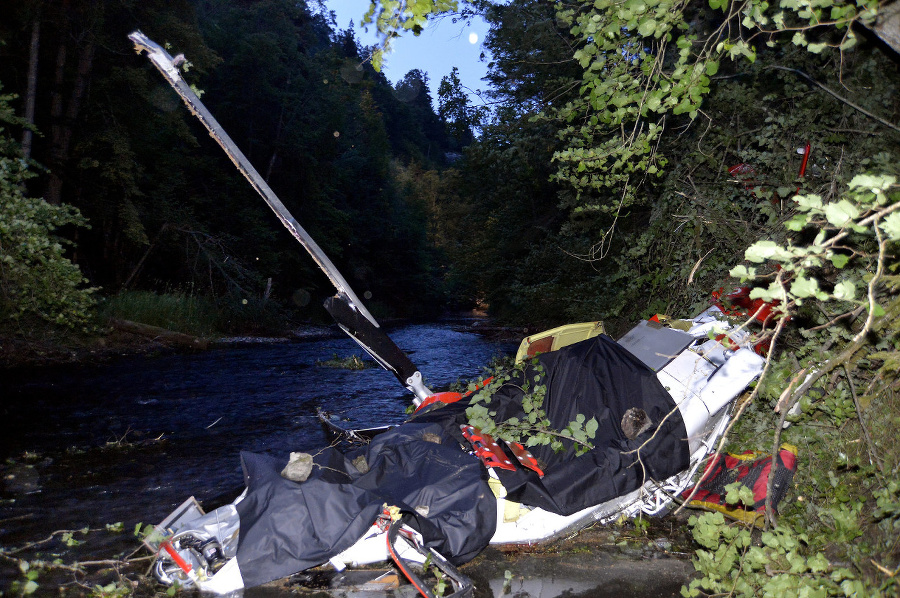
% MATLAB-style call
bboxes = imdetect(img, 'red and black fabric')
[684,446,798,515]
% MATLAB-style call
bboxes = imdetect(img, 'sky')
[323,1,492,110]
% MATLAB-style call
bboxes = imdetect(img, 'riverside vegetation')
[2,0,899,595]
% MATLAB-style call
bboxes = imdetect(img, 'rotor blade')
[128,30,377,327]
[324,294,430,401]
[130,31,432,403]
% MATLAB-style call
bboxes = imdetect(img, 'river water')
[0,323,517,590]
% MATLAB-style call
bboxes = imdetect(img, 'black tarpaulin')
[234,422,496,588]
[415,335,690,516]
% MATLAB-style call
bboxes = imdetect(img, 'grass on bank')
[99,290,287,338]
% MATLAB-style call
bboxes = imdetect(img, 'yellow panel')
[515,321,605,363]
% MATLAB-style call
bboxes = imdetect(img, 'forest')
[2,0,900,595]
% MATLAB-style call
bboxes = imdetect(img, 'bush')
[0,85,96,332]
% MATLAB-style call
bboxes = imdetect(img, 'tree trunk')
[110,318,210,350]
[46,36,95,205]
[22,19,40,160]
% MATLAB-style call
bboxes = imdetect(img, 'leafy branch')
[0,524,150,596]
[362,0,460,71]
[464,360,598,454]
[548,0,887,248]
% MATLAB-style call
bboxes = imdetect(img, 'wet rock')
[352,455,369,474]
[621,408,653,440]
[2,465,40,494]
[281,452,313,482]
[655,538,673,551]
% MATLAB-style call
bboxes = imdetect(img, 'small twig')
[843,363,882,472]
[871,559,900,577]
[77,558,146,567]
[807,305,865,332]
[7,528,102,555]
[768,66,900,134]
[688,248,715,285]
[775,367,807,414]
[0,513,35,525]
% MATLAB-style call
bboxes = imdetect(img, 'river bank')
[0,323,340,370]
[1,501,696,598]
[0,313,530,371]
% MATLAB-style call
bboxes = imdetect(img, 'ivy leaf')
[808,552,830,573]
[833,281,856,301]
[23,581,39,595]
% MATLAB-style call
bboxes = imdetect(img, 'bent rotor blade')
[129,30,431,403]
[324,294,430,401]
[128,30,372,324]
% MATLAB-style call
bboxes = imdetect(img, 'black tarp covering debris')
[414,334,691,515]
[235,422,496,588]
[232,335,689,587]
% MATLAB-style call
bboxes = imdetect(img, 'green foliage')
[90,582,131,598]
[465,359,598,453]
[683,512,854,597]
[2,523,142,598]
[733,175,899,310]
[101,289,289,336]
[317,353,370,370]
[362,0,459,70]
[101,290,220,336]
[438,67,483,150]
[550,0,882,212]
[0,87,97,332]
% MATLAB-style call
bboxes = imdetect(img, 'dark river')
[0,323,517,588]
